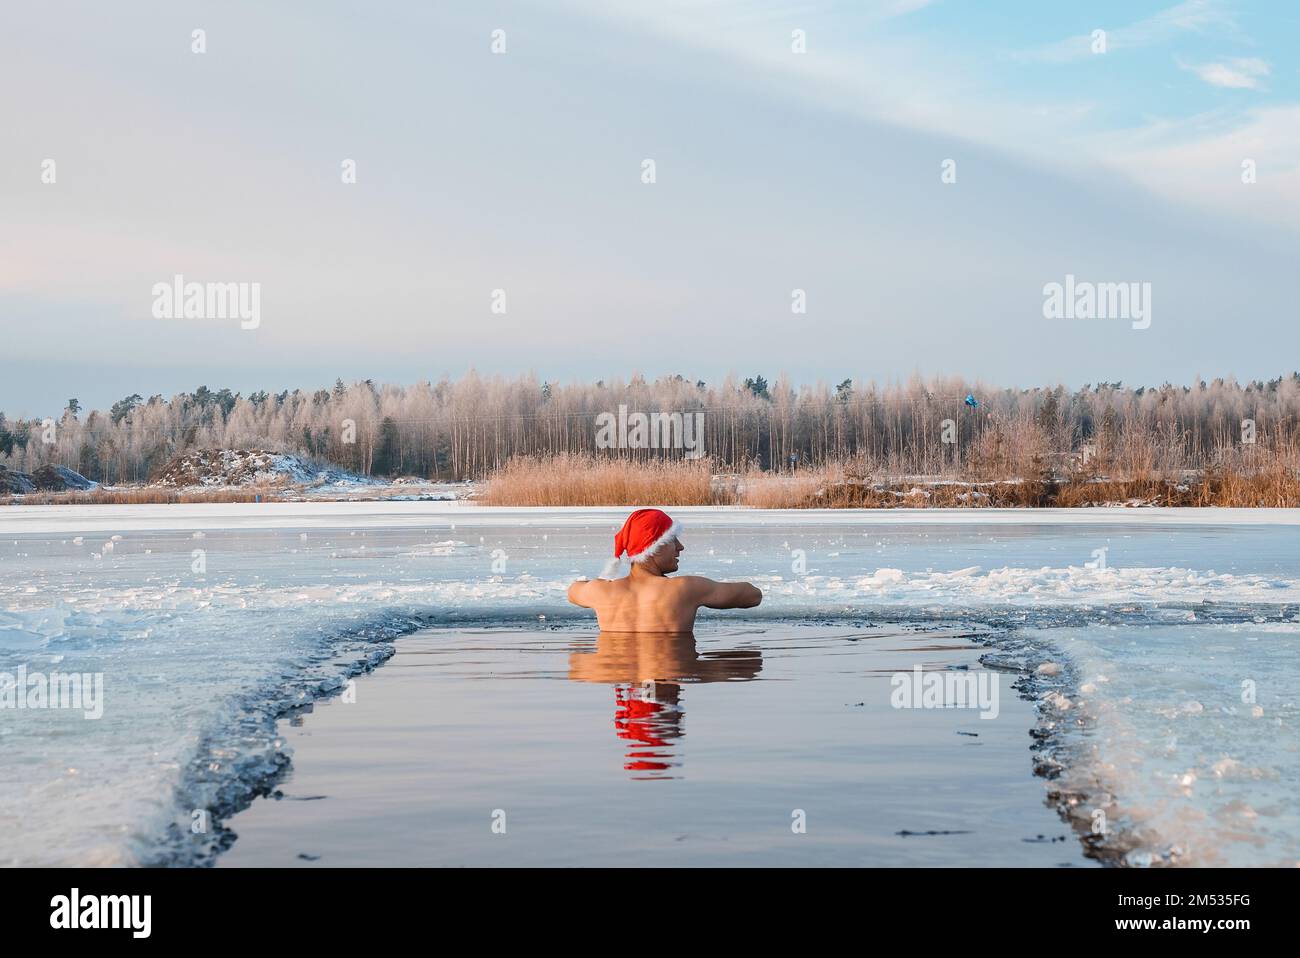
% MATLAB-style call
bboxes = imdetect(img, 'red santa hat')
[598,508,682,579]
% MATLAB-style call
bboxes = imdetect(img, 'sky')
[2,0,1299,416]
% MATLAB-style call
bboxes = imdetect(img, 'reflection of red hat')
[599,509,681,579]
[614,685,672,773]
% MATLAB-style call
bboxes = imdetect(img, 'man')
[567,508,762,633]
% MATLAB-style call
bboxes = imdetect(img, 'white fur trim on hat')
[598,555,629,580]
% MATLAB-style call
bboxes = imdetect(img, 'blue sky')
[2,0,1298,415]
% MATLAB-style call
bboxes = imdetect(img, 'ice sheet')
[1,504,1297,865]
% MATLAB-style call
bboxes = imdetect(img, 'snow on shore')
[5,501,1300,535]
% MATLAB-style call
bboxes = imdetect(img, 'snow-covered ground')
[153,449,384,488]
[1,503,1297,866]
[8,501,1300,534]
[3,451,476,503]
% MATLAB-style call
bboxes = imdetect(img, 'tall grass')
[735,470,836,508]
[481,454,725,506]
[6,487,273,506]
[484,454,1300,508]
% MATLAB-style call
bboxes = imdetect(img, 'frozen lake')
[1,504,1298,866]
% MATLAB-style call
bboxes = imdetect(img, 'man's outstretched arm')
[682,576,763,610]
[567,579,594,608]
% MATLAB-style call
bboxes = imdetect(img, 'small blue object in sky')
[964,394,980,409]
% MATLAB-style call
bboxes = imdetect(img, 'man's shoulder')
[575,576,620,589]
[666,575,718,592]
[569,577,623,605]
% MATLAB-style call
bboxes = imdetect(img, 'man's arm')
[681,576,763,610]
[567,579,594,608]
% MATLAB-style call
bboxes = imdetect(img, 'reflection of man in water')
[614,683,678,777]
[569,631,763,779]
[567,509,762,632]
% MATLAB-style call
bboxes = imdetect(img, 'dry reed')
[483,454,1300,508]
[480,454,725,506]
[6,486,274,506]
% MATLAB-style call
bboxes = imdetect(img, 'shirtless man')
[567,508,762,633]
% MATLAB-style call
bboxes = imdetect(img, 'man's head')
[642,532,684,574]
[600,508,682,578]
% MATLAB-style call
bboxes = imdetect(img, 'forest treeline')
[2,372,1299,485]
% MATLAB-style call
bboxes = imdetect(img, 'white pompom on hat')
[598,508,682,579]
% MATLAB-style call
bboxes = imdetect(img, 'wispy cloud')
[1013,0,1236,64]
[1083,102,1300,229]
[561,0,1297,230]
[886,0,938,15]
[1182,56,1271,89]
[557,0,1095,158]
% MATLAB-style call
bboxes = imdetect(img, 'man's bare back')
[568,518,761,632]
